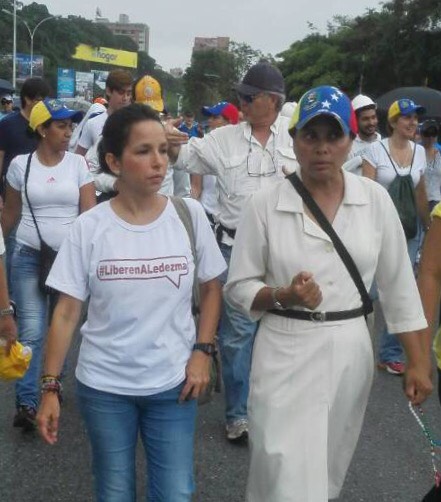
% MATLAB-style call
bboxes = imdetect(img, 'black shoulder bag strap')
[287,172,373,316]
[380,140,416,175]
[24,152,46,246]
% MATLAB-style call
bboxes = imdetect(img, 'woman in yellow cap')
[1,98,96,431]
[362,99,430,376]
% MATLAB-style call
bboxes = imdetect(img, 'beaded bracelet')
[40,375,62,397]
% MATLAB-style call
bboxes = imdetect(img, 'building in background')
[95,11,150,54]
[170,68,184,78]
[192,37,230,54]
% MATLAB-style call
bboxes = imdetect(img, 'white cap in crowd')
[351,94,376,112]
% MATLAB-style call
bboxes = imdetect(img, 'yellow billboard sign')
[72,44,138,68]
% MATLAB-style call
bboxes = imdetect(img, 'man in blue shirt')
[0,77,50,198]
[178,111,202,138]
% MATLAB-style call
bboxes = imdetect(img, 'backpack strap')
[170,197,200,316]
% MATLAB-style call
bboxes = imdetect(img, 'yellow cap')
[29,100,52,131]
[387,99,425,121]
[29,98,82,131]
[134,75,164,112]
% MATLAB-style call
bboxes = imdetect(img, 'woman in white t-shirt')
[1,98,96,431]
[362,99,430,376]
[37,104,226,501]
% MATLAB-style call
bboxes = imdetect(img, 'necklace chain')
[389,142,413,168]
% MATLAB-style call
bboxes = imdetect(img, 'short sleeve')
[362,141,380,168]
[223,194,269,321]
[77,120,94,150]
[77,155,94,187]
[184,199,226,282]
[0,118,9,151]
[46,221,90,301]
[374,188,427,333]
[6,158,24,191]
[416,145,426,177]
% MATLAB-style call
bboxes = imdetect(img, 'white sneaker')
[226,418,248,442]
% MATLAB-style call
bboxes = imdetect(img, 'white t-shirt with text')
[46,198,226,396]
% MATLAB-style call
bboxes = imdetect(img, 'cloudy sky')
[38,0,382,72]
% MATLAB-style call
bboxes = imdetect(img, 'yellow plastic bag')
[0,342,32,380]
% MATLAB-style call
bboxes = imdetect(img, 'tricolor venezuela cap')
[29,98,83,131]
[289,86,358,136]
[387,99,425,121]
[201,101,239,124]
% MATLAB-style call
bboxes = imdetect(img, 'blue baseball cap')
[29,98,83,131]
[387,99,426,121]
[201,101,239,124]
[289,85,358,136]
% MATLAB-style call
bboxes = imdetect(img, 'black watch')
[193,343,216,356]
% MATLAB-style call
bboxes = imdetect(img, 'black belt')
[268,306,366,322]
[205,212,215,226]
[215,223,236,245]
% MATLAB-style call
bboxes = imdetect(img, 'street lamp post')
[12,0,16,89]
[2,8,56,79]
[22,16,56,77]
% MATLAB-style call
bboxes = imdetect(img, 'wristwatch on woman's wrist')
[0,306,14,317]
[271,287,286,310]
[193,343,216,356]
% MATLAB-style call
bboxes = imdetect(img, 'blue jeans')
[76,380,197,502]
[11,243,56,410]
[218,243,258,424]
[378,231,420,363]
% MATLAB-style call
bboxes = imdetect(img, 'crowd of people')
[0,61,440,501]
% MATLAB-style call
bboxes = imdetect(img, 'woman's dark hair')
[27,118,53,140]
[98,103,162,175]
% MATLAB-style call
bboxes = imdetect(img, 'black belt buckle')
[310,311,326,322]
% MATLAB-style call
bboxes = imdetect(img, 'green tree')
[278,0,441,100]
[182,48,237,115]
[229,41,270,79]
[0,2,176,96]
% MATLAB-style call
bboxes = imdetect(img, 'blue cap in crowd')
[288,85,358,136]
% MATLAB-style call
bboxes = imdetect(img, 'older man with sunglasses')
[168,61,298,442]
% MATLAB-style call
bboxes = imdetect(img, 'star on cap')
[331,93,339,101]
[321,100,331,109]
[336,90,343,96]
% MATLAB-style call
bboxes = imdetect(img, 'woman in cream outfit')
[224,86,432,502]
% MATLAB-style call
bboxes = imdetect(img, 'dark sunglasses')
[237,92,258,104]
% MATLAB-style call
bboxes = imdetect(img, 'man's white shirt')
[343,132,382,176]
[173,114,299,243]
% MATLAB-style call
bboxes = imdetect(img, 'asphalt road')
[1,340,440,502]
